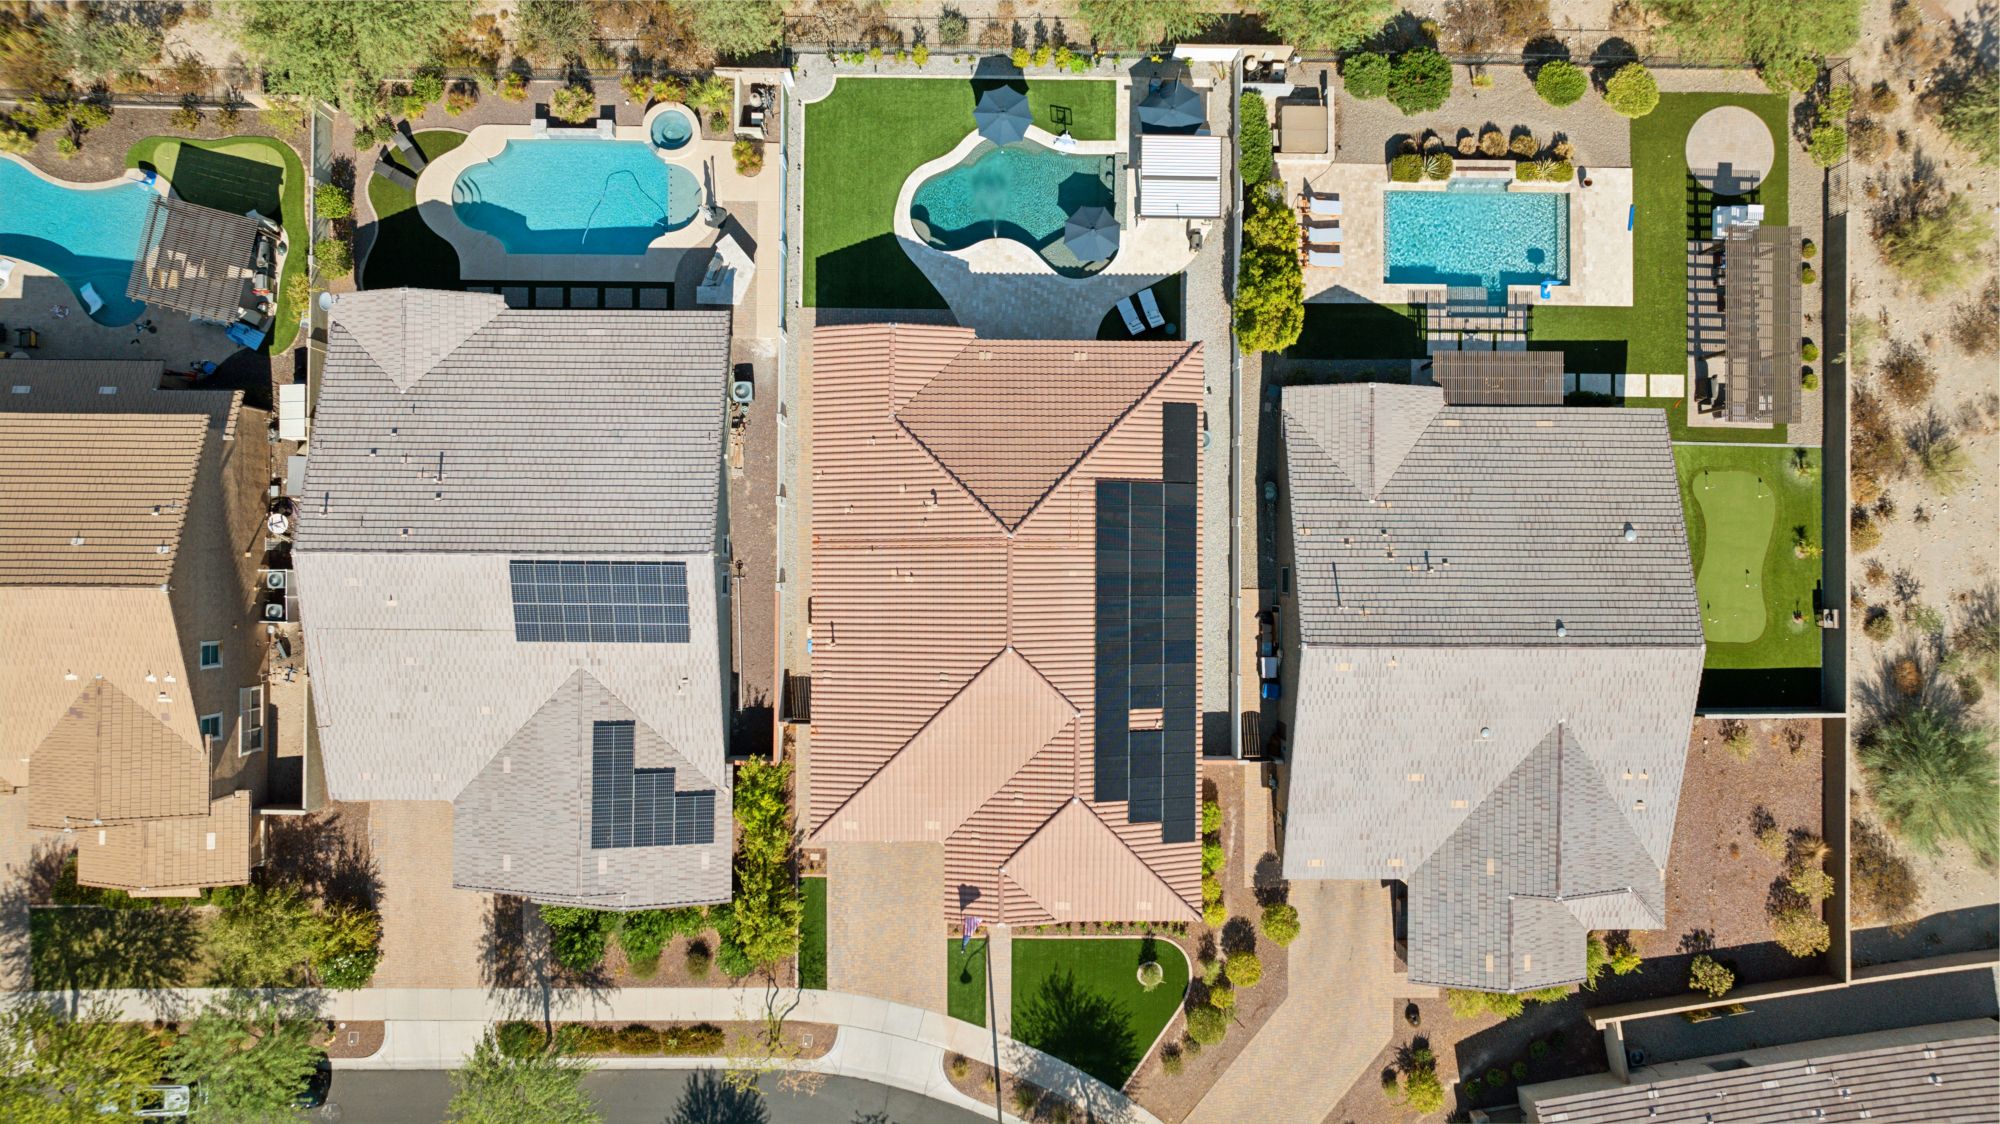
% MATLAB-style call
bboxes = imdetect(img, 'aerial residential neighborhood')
[0,2,1993,1122]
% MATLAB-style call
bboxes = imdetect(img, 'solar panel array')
[589,721,716,849]
[510,560,690,643]
[1094,402,1199,843]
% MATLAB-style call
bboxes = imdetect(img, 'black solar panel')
[510,560,690,643]
[589,720,714,850]
[1093,402,1202,844]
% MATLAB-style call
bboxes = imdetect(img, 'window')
[199,642,222,670]
[238,686,263,755]
[198,713,224,746]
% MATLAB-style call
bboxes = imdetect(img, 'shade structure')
[1064,206,1120,261]
[1138,81,1204,130]
[974,85,1032,146]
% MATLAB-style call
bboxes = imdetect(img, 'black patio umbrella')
[973,85,1032,146]
[1138,81,1204,130]
[1064,206,1120,261]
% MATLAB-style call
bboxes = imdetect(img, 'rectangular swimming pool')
[1383,182,1569,293]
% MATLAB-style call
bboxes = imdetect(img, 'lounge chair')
[1308,193,1342,217]
[391,127,427,171]
[1114,296,1144,335]
[78,283,104,317]
[1306,248,1342,268]
[0,257,13,294]
[1305,221,1342,245]
[1138,287,1165,329]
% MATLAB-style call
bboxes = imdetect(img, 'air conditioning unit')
[264,570,288,592]
[263,602,287,621]
[730,380,754,405]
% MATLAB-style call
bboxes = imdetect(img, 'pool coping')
[415,113,721,283]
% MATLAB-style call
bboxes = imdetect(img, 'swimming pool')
[1383,181,1569,293]
[451,139,700,255]
[911,140,1116,276]
[0,157,153,325]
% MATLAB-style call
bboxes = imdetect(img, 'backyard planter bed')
[494,1019,834,1061]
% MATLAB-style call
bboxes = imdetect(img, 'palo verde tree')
[234,0,470,112]
[1254,0,1394,54]
[1644,0,1861,92]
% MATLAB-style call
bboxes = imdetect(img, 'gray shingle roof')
[1281,384,1702,993]
[295,290,731,910]
[298,289,729,555]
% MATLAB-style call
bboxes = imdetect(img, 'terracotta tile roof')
[27,680,208,829]
[75,791,255,892]
[808,323,1204,924]
[1003,798,1192,922]
[0,412,204,586]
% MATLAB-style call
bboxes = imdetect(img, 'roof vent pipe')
[1623,522,1638,542]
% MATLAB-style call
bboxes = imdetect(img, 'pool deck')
[1286,161,1632,309]
[414,110,736,283]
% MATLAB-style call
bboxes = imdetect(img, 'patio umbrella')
[1064,206,1120,261]
[974,85,1032,146]
[1138,81,1204,130]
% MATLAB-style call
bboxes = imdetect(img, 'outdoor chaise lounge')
[1115,295,1145,335]
[390,126,427,171]
[1305,221,1342,245]
[1307,248,1343,268]
[1138,287,1166,329]
[1307,191,1342,216]
[0,258,14,294]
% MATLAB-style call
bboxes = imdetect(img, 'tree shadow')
[479,895,616,1026]
[1253,851,1289,908]
[1589,37,1638,88]
[260,807,381,911]
[28,901,203,998]
[1219,916,1258,956]
[665,1068,771,1124]
[1011,967,1138,1090]
[1678,928,1715,954]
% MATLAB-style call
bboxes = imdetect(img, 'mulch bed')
[596,931,798,990]
[550,1020,836,1061]
[321,1020,385,1059]
[1323,995,1605,1123]
[6,103,302,185]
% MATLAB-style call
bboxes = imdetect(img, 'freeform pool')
[911,140,1116,276]
[451,139,700,255]
[0,156,153,325]
[1383,181,1569,293]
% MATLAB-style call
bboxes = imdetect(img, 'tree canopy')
[1235,188,1304,355]
[1644,0,1860,90]
[1075,0,1216,50]
[166,995,322,1122]
[1386,49,1453,115]
[1254,0,1393,53]
[1859,701,1999,864]
[233,0,470,110]
[0,1003,163,1124]
[447,1032,599,1124]
[692,0,785,57]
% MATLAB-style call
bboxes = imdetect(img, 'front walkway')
[826,841,946,1013]
[1186,880,1402,1124]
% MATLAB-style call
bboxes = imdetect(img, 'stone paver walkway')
[1185,880,1397,1124]
[827,842,946,1013]
[989,924,1014,1036]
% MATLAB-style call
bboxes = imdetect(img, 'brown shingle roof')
[27,680,208,828]
[808,324,1204,924]
[76,791,255,892]
[0,412,204,586]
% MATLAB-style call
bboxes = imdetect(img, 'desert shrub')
[1863,607,1895,640]
[1770,908,1832,957]
[1456,133,1477,155]
[1343,51,1390,99]
[683,939,713,979]
[549,84,596,124]
[1858,701,1999,864]
[1879,192,1989,296]
[1908,409,1969,495]
[1509,131,1538,158]
[1202,900,1227,927]
[1935,68,1999,166]
[0,126,33,155]
[540,906,617,972]
[313,237,353,279]
[658,1023,724,1056]
[1446,989,1524,1019]
[1950,279,2000,355]
[937,6,970,45]
[1604,62,1659,117]
[1261,902,1301,947]
[1387,49,1452,115]
[1011,1083,1040,1116]
[170,104,202,133]
[1878,340,1937,409]
[1479,128,1506,157]
[1849,117,1888,162]
[1541,159,1575,182]
[497,71,527,102]
[1722,721,1756,760]
[1850,818,1921,928]
[495,1020,544,1058]
[1239,90,1273,186]
[1185,1003,1227,1046]
[1423,151,1454,180]
[1688,954,1734,998]
[1389,153,1423,181]
[1201,799,1222,835]
[1788,864,1836,903]
[733,138,764,176]
[53,134,77,158]
[314,182,353,220]
[1224,951,1262,988]
[1401,1046,1444,1113]
[1535,59,1587,106]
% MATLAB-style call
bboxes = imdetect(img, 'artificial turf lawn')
[1528,92,1790,374]
[362,129,467,292]
[946,937,989,1026]
[799,877,827,990]
[1676,444,1823,670]
[803,77,1117,310]
[125,135,308,352]
[1010,937,1189,1088]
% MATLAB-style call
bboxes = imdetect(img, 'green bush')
[1689,953,1734,998]
[311,904,382,989]
[1808,123,1848,168]
[1604,63,1660,118]
[1937,69,1999,166]
[730,758,804,971]
[1801,264,1817,284]
[1486,1066,1508,1088]
[1389,153,1424,181]
[1011,46,1030,68]
[0,126,32,155]
[1342,52,1390,99]
[540,905,617,972]
[1514,161,1541,183]
[1858,701,1999,864]
[616,907,703,975]
[549,84,596,124]
[1261,902,1301,946]
[1423,151,1454,180]
[1224,951,1262,988]
[1201,842,1225,875]
[1201,875,1223,905]
[1202,900,1227,928]
[1801,238,1817,259]
[1534,60,1588,107]
[1201,800,1222,835]
[1208,981,1235,1009]
[314,181,353,220]
[314,236,353,278]
[658,1023,725,1056]
[54,134,78,158]
[1239,90,1274,186]
[1803,370,1820,390]
[1529,1039,1550,1060]
[684,939,713,979]
[497,72,527,102]
[1387,49,1452,115]
[1235,188,1303,353]
[495,1021,544,1058]
[1770,907,1832,957]
[1512,1060,1529,1080]
[1402,1046,1444,1113]
[1801,341,1819,362]
[1184,1003,1227,1046]
[1542,159,1575,182]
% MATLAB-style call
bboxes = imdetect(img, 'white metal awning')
[1139,135,1224,218]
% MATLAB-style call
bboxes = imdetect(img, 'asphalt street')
[305,1068,1000,1124]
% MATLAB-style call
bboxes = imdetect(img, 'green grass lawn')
[799,877,827,990]
[1676,444,1823,671]
[947,937,989,1026]
[1011,937,1188,1088]
[1529,92,1790,375]
[803,77,1116,310]
[362,129,467,292]
[125,135,308,352]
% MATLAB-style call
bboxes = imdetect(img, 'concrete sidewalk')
[23,985,1164,1124]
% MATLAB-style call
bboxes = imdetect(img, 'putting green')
[1689,468,1775,644]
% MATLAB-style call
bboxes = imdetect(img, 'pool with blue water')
[911,140,1116,276]
[1383,181,1569,293]
[451,138,701,255]
[0,156,154,325]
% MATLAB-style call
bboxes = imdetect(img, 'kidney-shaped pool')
[450,138,701,256]
[910,140,1117,276]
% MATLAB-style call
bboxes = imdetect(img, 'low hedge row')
[495,1020,726,1058]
